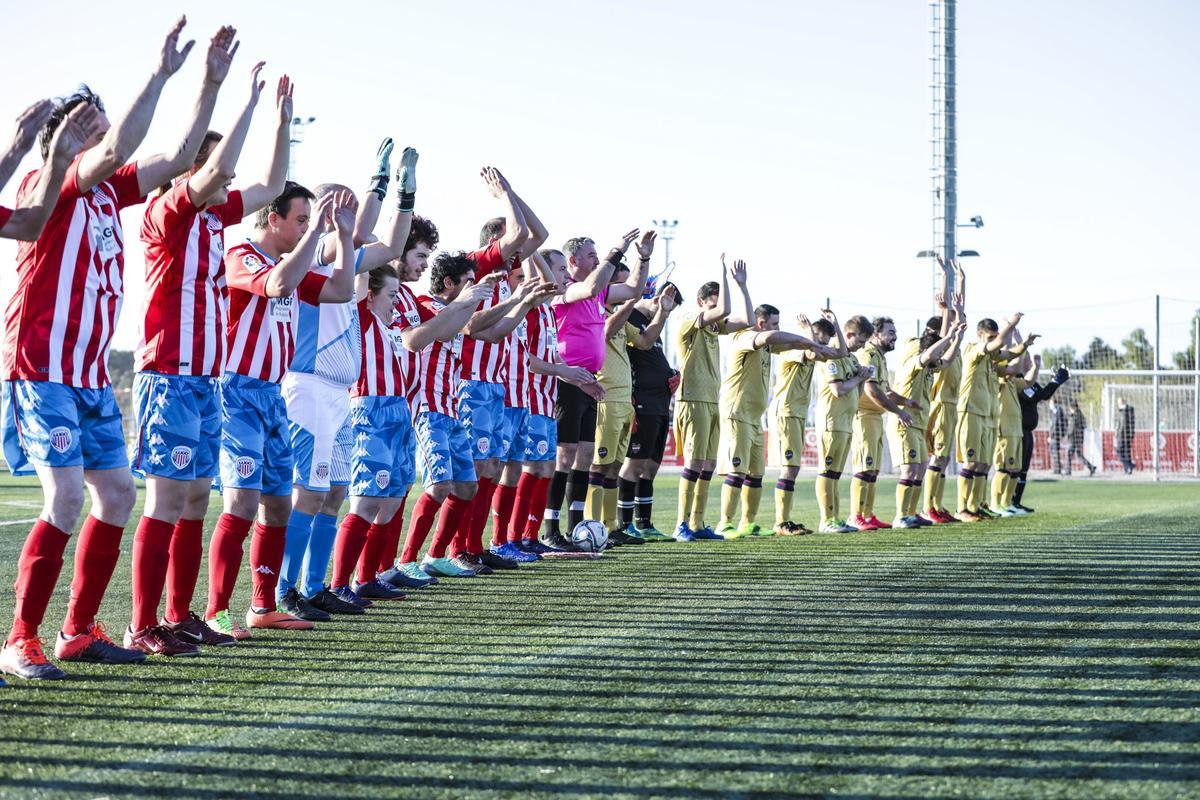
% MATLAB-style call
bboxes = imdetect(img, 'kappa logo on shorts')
[478,437,490,454]
[315,462,330,482]
[376,469,390,489]
[235,457,256,478]
[536,440,549,456]
[785,449,794,460]
[171,446,194,469]
[48,426,72,454]
[731,456,742,467]
[598,446,609,459]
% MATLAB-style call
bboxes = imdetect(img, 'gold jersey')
[675,314,725,404]
[815,355,860,433]
[597,321,638,403]
[998,374,1027,437]
[893,349,938,431]
[932,351,962,405]
[773,350,815,419]
[957,341,1000,419]
[720,329,771,423]
[855,342,891,416]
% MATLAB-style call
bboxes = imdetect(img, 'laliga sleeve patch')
[242,253,266,272]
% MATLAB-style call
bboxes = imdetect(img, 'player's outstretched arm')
[2,104,101,241]
[237,75,293,215]
[560,230,638,304]
[482,167,529,262]
[357,146,418,272]
[477,279,558,343]
[749,329,817,352]
[402,276,497,351]
[633,289,677,350]
[318,194,358,303]
[0,100,52,195]
[75,16,195,193]
[697,256,733,326]
[724,259,754,333]
[986,312,1022,354]
[607,231,655,304]
[188,61,265,208]
[529,249,565,293]
[136,24,239,197]
[829,366,870,398]
[512,184,549,259]
[261,193,335,297]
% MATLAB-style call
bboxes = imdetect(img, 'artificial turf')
[0,473,1197,799]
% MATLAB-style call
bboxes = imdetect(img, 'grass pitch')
[0,474,1197,799]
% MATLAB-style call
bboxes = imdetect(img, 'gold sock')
[850,477,869,519]
[691,478,711,530]
[602,485,619,530]
[678,474,696,528]
[816,476,835,522]
[895,483,908,520]
[775,484,794,525]
[909,482,924,516]
[957,472,972,513]
[924,471,941,512]
[720,479,741,526]
[741,481,762,526]
[972,474,988,509]
[865,478,878,518]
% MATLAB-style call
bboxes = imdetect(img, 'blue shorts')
[218,373,293,496]
[496,406,530,462]
[283,372,351,492]
[521,413,558,462]
[131,372,221,480]
[349,396,415,498]
[2,380,127,475]
[457,379,506,461]
[415,410,476,486]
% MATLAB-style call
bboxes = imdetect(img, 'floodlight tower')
[927,0,957,295]
[289,115,317,180]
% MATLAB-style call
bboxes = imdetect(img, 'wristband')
[367,174,389,201]
[606,248,625,268]
[398,191,416,212]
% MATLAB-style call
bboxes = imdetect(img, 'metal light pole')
[289,115,317,180]
[652,219,679,366]
[917,0,958,298]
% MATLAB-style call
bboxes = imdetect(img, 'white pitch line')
[0,517,39,527]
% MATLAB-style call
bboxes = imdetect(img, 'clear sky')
[1,0,1197,357]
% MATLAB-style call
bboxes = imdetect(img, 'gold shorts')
[818,430,851,474]
[994,433,1023,472]
[926,402,957,459]
[956,411,996,466]
[773,416,806,467]
[719,417,764,476]
[852,413,885,472]
[888,420,928,466]
[674,400,720,463]
[594,401,634,466]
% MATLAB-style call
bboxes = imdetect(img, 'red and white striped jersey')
[414,294,465,416]
[394,283,423,410]
[458,241,512,385]
[135,183,244,376]
[3,160,144,388]
[352,286,421,398]
[503,307,534,409]
[223,241,327,384]
[527,303,560,417]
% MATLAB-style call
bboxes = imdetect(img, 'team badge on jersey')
[49,427,72,454]
[172,446,194,469]
[236,456,256,478]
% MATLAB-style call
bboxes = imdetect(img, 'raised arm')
[135,24,239,196]
[236,75,292,214]
[476,280,559,343]
[986,311,1022,354]
[482,166,529,261]
[187,61,265,208]
[511,182,549,259]
[317,193,358,303]
[261,193,334,298]
[529,249,563,292]
[725,259,753,332]
[749,329,817,352]
[633,291,677,350]
[0,100,53,194]
[356,146,417,272]
[75,17,195,193]
[698,257,733,326]
[605,297,640,340]
[606,230,656,304]
[401,277,497,352]
[1,105,102,241]
[560,229,639,304]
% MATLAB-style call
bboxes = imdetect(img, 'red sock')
[165,518,204,623]
[8,519,69,645]
[356,522,389,585]
[491,483,518,547]
[452,477,491,556]
[509,472,539,543]
[63,516,125,637]
[205,513,252,618]
[375,495,409,574]
[429,494,472,558]
[130,516,176,632]
[332,513,371,589]
[249,522,287,611]
[523,476,552,539]
[400,493,440,563]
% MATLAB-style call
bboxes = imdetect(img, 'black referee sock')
[545,470,569,536]
[567,469,588,531]
[634,478,654,529]
[618,478,637,528]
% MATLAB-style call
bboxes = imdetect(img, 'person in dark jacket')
[1067,398,1097,476]
[1012,358,1068,511]
[1116,398,1136,474]
[1048,395,1069,474]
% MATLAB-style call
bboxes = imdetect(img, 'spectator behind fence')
[1067,398,1097,476]
[1116,398,1136,474]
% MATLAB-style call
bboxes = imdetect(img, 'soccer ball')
[571,520,609,552]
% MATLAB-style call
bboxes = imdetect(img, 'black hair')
[978,318,999,334]
[919,329,940,350]
[367,264,399,295]
[479,216,505,247]
[39,85,105,160]
[812,318,836,338]
[539,247,564,265]
[871,316,895,333]
[754,304,780,321]
[845,315,875,338]
[429,251,476,294]
[404,215,440,256]
[925,316,942,332]
[698,281,719,300]
[254,181,316,229]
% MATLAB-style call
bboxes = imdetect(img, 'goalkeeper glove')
[397,147,418,211]
[367,137,394,200]
[1054,366,1070,383]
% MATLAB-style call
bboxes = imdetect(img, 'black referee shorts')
[554,381,597,445]
[626,413,670,463]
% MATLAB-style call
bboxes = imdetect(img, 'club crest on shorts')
[825,456,834,466]
[48,426,72,454]
[171,446,194,469]
[865,456,874,467]
[598,446,609,459]
[375,469,390,489]
[235,457,256,478]
[315,462,330,482]
[631,441,641,455]
[731,456,742,467]
[785,449,794,460]
[536,440,549,456]
[909,449,917,459]
[477,436,490,454]
[967,448,975,458]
